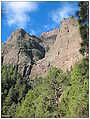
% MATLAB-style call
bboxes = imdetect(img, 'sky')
[1,1,80,42]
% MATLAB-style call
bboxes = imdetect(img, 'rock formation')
[1,28,45,76]
[41,28,59,53]
[30,17,83,79]
[2,17,83,79]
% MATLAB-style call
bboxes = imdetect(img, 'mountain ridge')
[2,17,83,78]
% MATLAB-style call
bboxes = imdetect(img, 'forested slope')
[1,58,89,118]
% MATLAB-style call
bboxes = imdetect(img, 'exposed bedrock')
[2,17,83,78]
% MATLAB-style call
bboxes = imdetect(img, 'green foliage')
[78,1,89,56]
[1,65,31,117]
[58,58,89,118]
[79,2,89,22]
[16,67,69,118]
[2,60,88,118]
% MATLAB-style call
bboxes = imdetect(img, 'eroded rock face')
[2,28,45,76]
[2,17,83,79]
[30,17,83,79]
[41,28,59,39]
[41,29,59,52]
[46,17,83,70]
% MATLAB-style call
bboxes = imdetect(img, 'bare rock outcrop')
[2,28,45,76]
[2,17,83,79]
[41,28,59,52]
[41,28,59,39]
[30,17,83,79]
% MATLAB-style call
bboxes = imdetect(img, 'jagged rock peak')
[7,28,31,43]
[2,28,45,76]
[60,17,78,30]
[10,28,27,37]
[7,28,42,44]
[13,28,26,34]
[61,17,78,25]
[40,17,78,40]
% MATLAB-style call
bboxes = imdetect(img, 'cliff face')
[2,17,83,78]
[41,28,59,53]
[1,28,45,76]
[30,17,83,78]
[46,17,82,69]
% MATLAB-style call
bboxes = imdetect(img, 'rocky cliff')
[30,17,83,79]
[41,28,59,53]
[2,17,83,78]
[1,28,45,76]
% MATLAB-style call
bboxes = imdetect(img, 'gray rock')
[2,28,45,76]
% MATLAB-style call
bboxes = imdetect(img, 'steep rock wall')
[30,17,83,79]
[2,17,83,79]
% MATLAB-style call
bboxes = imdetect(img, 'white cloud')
[51,5,78,24]
[4,2,38,28]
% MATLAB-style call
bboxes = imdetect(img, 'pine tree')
[78,1,89,57]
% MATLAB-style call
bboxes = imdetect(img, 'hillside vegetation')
[1,58,89,118]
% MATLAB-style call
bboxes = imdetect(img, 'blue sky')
[1,1,79,42]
